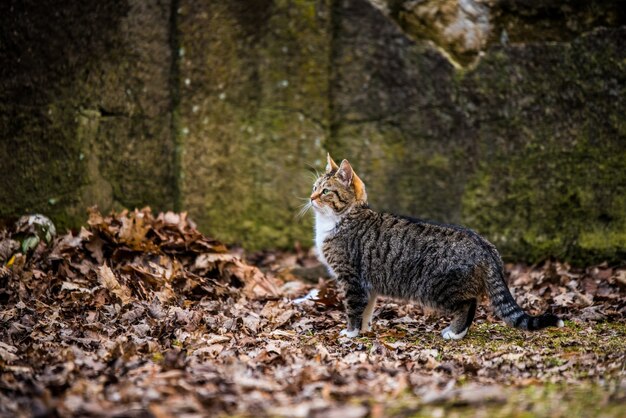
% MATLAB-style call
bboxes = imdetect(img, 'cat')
[309,153,564,339]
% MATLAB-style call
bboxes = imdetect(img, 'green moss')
[458,32,626,265]
[0,103,88,230]
[403,320,625,364]
[381,320,625,417]
[392,383,626,418]
[4,1,625,260]
[332,122,468,225]
[0,2,177,231]
[462,136,626,264]
[178,0,329,249]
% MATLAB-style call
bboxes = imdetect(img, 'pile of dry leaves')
[0,209,625,417]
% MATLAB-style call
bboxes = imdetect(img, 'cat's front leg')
[338,278,370,338]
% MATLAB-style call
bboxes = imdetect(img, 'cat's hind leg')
[361,293,377,332]
[441,299,477,340]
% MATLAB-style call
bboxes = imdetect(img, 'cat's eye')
[322,188,330,195]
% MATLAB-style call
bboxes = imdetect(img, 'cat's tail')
[486,265,564,331]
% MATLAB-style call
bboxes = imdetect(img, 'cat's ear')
[336,159,354,186]
[326,153,339,173]
[336,159,368,202]
[352,171,368,203]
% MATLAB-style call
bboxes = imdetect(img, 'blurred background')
[1,0,625,263]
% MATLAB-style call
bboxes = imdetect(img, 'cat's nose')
[310,192,320,201]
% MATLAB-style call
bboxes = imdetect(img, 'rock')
[176,0,329,249]
[381,0,625,67]
[330,0,626,264]
[0,0,177,230]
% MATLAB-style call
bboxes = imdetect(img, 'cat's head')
[310,153,368,216]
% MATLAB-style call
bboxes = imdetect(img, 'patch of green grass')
[436,320,625,357]
[388,382,625,418]
[394,320,625,384]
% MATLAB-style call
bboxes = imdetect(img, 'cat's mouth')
[311,200,328,213]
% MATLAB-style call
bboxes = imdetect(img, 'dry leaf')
[0,208,624,417]
[97,265,133,305]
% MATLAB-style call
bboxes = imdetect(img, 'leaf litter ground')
[0,209,625,417]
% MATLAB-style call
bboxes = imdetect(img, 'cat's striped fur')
[310,154,564,339]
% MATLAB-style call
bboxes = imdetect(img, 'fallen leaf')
[97,265,133,305]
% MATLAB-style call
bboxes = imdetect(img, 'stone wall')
[0,0,177,227]
[1,0,624,263]
[458,29,626,262]
[176,0,330,249]
[329,0,626,263]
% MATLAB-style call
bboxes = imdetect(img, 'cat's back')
[338,207,497,262]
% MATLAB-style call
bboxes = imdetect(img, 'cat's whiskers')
[295,200,313,219]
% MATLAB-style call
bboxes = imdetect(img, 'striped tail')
[486,265,564,331]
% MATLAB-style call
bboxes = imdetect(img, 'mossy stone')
[177,0,331,249]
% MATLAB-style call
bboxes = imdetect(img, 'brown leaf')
[84,234,105,265]
[97,265,133,305]
[243,314,261,334]
[0,342,19,363]
[228,258,278,297]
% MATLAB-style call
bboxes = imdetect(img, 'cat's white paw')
[339,329,360,338]
[557,319,565,328]
[441,326,468,340]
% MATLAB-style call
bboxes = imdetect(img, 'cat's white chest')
[314,212,339,277]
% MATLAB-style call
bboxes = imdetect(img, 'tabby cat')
[309,154,564,339]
